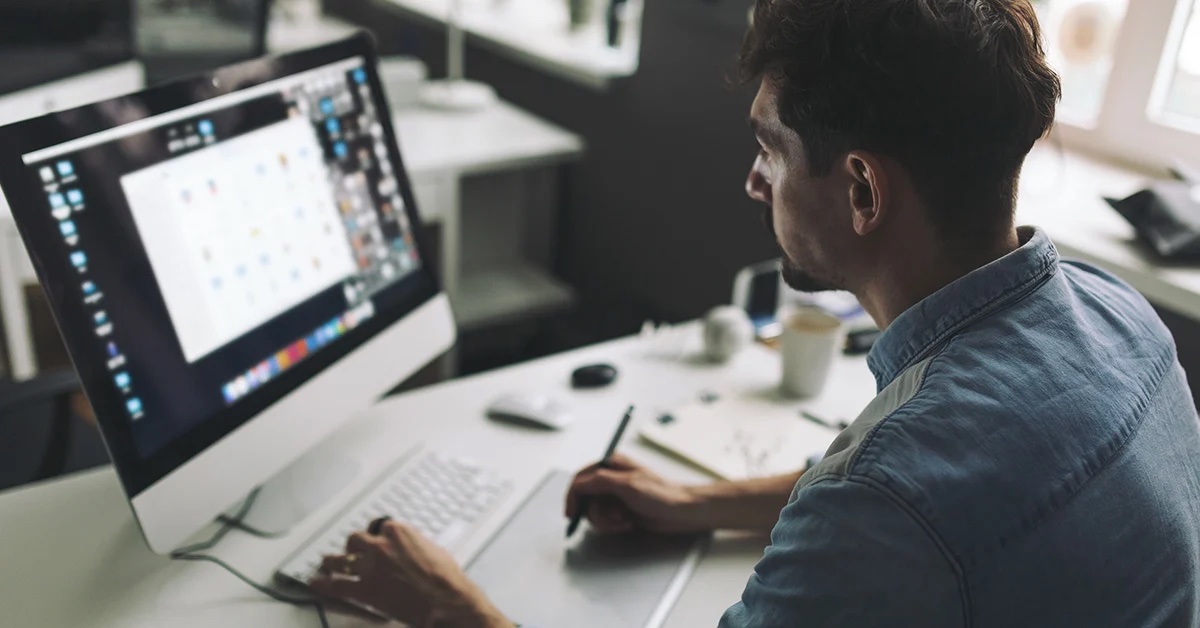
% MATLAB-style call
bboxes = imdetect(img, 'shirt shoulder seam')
[805,474,971,627]
[848,339,948,475]
[843,338,973,624]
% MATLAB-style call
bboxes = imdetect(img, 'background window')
[1159,0,1200,124]
[1033,0,1129,125]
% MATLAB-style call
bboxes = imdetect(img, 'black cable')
[171,488,261,555]
[168,488,330,628]
[215,514,288,539]
[170,553,330,628]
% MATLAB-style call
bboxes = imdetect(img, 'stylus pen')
[566,404,635,539]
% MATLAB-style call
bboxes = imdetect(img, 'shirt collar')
[866,226,1059,391]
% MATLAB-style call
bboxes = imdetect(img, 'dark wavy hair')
[739,0,1062,243]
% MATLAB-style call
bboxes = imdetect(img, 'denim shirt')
[719,227,1200,627]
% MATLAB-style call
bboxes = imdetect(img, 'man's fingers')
[380,519,421,544]
[565,473,609,517]
[572,469,637,501]
[565,469,609,517]
[589,518,636,534]
[319,554,357,576]
[380,520,427,562]
[308,575,394,623]
[605,453,640,471]
[570,453,639,482]
[566,456,644,517]
[588,496,634,531]
[346,531,378,554]
[565,486,578,518]
[309,573,362,601]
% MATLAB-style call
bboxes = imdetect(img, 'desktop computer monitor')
[136,0,271,85]
[0,2,143,380]
[0,34,456,554]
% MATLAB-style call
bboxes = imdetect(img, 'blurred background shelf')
[373,0,640,90]
[452,262,577,331]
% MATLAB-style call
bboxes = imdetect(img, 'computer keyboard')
[277,449,513,585]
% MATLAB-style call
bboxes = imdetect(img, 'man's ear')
[844,151,889,236]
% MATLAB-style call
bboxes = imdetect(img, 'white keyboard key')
[277,449,512,587]
[435,520,469,547]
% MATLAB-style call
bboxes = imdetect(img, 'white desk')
[0,97,582,379]
[1017,144,1200,321]
[0,326,877,628]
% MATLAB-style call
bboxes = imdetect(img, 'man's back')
[721,228,1200,626]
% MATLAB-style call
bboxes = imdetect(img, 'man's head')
[741,0,1061,293]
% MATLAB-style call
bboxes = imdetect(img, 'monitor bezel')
[0,33,442,498]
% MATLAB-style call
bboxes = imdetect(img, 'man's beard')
[762,207,837,293]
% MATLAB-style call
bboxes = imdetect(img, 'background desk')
[0,325,877,628]
[1018,145,1200,321]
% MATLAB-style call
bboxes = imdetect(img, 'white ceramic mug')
[702,305,754,363]
[779,307,843,398]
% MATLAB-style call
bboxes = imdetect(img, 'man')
[311,0,1200,625]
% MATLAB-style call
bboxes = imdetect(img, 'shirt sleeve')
[718,476,964,628]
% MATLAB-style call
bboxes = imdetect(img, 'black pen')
[566,404,635,539]
[800,410,849,431]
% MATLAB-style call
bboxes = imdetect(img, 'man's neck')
[857,229,1021,330]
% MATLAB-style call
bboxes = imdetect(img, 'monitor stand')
[220,446,362,536]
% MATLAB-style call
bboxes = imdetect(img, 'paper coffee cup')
[779,307,842,398]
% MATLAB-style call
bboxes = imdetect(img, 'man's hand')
[565,453,709,534]
[565,454,806,535]
[309,520,511,628]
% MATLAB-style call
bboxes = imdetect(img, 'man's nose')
[746,164,770,205]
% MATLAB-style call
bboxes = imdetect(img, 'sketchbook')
[639,396,841,480]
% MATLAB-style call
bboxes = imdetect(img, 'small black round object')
[572,363,618,389]
[368,516,392,536]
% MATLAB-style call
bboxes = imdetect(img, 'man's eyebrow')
[748,117,781,147]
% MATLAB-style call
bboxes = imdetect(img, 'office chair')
[0,369,106,490]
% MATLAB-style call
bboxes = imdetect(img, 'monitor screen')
[136,0,269,84]
[0,0,134,96]
[0,37,439,495]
